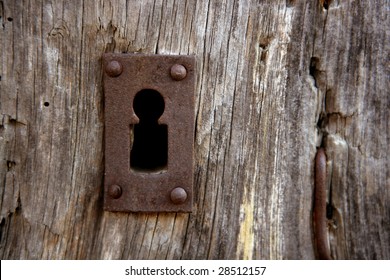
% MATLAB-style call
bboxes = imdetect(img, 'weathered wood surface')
[0,0,388,259]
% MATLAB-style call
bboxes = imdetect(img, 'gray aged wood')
[0,0,388,259]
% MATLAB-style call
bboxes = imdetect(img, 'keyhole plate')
[103,54,195,212]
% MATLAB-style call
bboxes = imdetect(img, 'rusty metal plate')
[102,53,195,212]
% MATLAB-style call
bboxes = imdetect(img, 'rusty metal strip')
[103,54,195,212]
[314,148,332,260]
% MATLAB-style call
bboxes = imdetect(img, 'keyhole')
[130,89,168,171]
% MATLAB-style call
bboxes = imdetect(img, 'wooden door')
[0,0,388,259]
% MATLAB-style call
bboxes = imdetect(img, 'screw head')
[105,60,123,77]
[170,187,187,204]
[108,184,122,199]
[170,64,187,81]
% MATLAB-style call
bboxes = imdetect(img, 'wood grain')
[0,0,388,259]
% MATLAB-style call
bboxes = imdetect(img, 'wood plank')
[0,0,388,259]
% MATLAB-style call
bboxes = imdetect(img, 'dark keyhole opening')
[130,89,168,171]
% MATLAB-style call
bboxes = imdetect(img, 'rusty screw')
[170,187,187,204]
[105,60,123,77]
[108,184,122,199]
[170,64,187,81]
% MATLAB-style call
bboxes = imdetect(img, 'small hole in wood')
[309,57,319,77]
[44,102,50,107]
[322,0,331,10]
[7,17,13,22]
